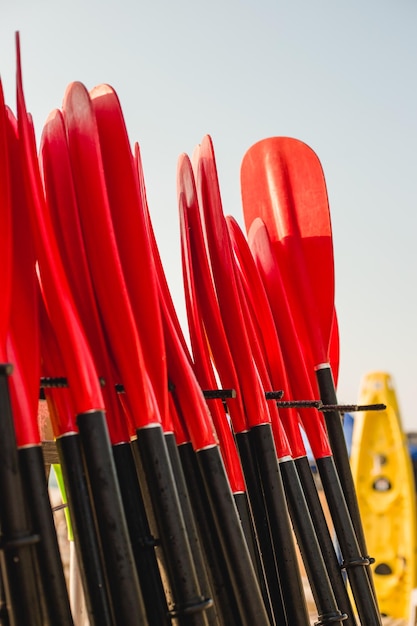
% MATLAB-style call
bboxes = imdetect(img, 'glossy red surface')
[16,37,104,417]
[241,137,334,367]
[62,81,157,428]
[248,218,332,459]
[195,136,271,430]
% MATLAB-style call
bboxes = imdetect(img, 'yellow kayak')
[350,371,417,619]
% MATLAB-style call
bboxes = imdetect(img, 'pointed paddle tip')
[15,31,24,107]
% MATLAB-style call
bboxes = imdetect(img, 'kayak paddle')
[0,74,43,626]
[247,216,381,626]
[16,36,147,626]
[193,135,311,624]
[6,106,73,625]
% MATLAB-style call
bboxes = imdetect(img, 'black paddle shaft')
[248,423,311,625]
[196,445,270,626]
[56,433,115,626]
[135,424,211,626]
[235,430,285,625]
[315,366,373,562]
[233,489,272,622]
[164,435,220,626]
[178,441,243,626]
[279,458,346,626]
[0,365,43,626]
[77,410,148,626]
[111,441,170,626]
[18,445,73,625]
[0,568,9,626]
[294,456,357,626]
[316,456,382,626]
[316,364,380,611]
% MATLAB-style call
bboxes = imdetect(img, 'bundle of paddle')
[0,34,385,626]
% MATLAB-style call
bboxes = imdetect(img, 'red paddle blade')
[39,298,78,437]
[62,81,158,428]
[40,108,131,443]
[15,34,104,415]
[5,108,40,446]
[248,218,332,460]
[138,147,190,362]
[226,215,307,459]
[0,81,12,360]
[90,85,168,428]
[194,135,270,430]
[158,283,219,451]
[177,151,247,435]
[230,249,293,459]
[241,137,334,366]
[177,153,246,491]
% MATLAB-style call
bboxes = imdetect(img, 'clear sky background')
[2,1,416,430]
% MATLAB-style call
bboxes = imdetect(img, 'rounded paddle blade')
[62,81,157,428]
[90,84,168,429]
[40,107,131,443]
[241,136,334,366]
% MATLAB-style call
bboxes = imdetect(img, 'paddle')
[90,85,219,625]
[240,138,376,571]
[131,153,239,626]
[131,141,265,624]
[62,81,211,626]
[90,84,168,431]
[178,151,287,625]
[0,76,43,626]
[40,105,169,626]
[16,35,147,626]
[247,217,381,625]
[6,106,73,625]
[187,142,347,625]
[39,303,115,626]
[226,214,356,625]
[191,135,313,625]
[177,158,275,624]
[157,244,270,626]
[222,219,347,625]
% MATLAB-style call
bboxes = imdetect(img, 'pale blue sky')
[2,0,416,430]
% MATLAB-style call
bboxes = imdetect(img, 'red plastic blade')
[134,143,191,364]
[90,85,168,429]
[5,108,40,446]
[226,216,307,459]
[40,108,131,443]
[16,34,104,415]
[62,81,158,428]
[39,297,78,437]
[230,253,293,459]
[177,152,247,435]
[158,282,219,451]
[194,135,270,430]
[178,153,246,491]
[248,218,332,459]
[241,137,334,366]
